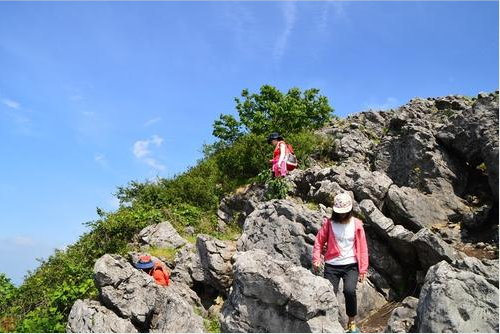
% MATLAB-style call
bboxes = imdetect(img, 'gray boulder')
[196,234,236,295]
[410,228,458,271]
[93,254,204,332]
[237,200,324,268]
[437,92,499,200]
[170,243,204,287]
[385,185,451,231]
[453,256,499,286]
[217,183,266,226]
[220,250,344,333]
[416,260,499,333]
[385,296,418,333]
[67,299,138,333]
[137,221,187,249]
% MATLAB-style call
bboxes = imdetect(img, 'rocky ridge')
[68,91,499,333]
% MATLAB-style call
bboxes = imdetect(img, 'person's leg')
[343,264,359,328]
[323,264,342,294]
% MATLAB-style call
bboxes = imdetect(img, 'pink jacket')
[312,217,369,274]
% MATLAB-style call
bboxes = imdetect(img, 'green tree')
[0,273,16,315]
[212,85,333,144]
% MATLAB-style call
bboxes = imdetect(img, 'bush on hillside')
[213,85,334,144]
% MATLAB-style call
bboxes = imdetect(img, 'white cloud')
[318,1,347,35]
[144,117,162,127]
[364,97,399,111]
[94,153,108,167]
[14,236,34,246]
[2,98,20,110]
[273,1,297,61]
[143,157,165,171]
[133,135,165,171]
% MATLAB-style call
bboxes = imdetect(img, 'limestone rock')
[220,250,344,333]
[237,200,323,268]
[385,296,418,333]
[67,299,138,333]
[93,254,204,332]
[170,243,204,287]
[410,228,458,270]
[416,260,499,333]
[196,234,236,295]
[137,221,187,249]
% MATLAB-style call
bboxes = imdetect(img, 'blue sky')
[0,1,498,285]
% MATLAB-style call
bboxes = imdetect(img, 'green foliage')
[149,247,179,263]
[255,170,290,200]
[213,85,333,143]
[0,274,16,320]
[213,133,270,182]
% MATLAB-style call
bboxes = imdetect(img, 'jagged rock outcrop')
[410,228,458,270]
[68,254,204,333]
[196,234,236,296]
[217,184,266,226]
[138,221,187,249]
[437,92,499,201]
[416,259,499,333]
[67,300,138,333]
[237,199,323,268]
[170,243,204,287]
[220,250,344,333]
[67,91,499,333]
[385,297,418,333]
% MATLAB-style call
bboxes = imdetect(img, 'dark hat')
[267,132,283,144]
[135,255,154,270]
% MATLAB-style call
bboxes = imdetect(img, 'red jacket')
[312,217,369,274]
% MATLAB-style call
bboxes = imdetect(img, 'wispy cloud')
[2,98,21,110]
[82,111,96,117]
[14,236,34,246]
[94,153,108,167]
[133,135,165,171]
[273,1,297,61]
[364,97,399,111]
[144,117,162,127]
[319,1,348,35]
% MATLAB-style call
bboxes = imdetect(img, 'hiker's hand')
[312,261,321,271]
[358,273,366,283]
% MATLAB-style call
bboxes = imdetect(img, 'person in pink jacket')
[312,193,369,333]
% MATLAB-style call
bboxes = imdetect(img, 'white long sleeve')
[277,142,286,166]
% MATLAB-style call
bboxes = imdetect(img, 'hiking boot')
[346,322,360,333]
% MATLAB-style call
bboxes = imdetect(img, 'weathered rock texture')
[138,221,187,249]
[220,250,344,333]
[237,199,324,268]
[68,254,204,333]
[385,297,418,333]
[67,299,138,333]
[416,259,499,333]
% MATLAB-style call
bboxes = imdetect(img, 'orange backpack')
[149,261,170,286]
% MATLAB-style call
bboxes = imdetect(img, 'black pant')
[324,263,359,317]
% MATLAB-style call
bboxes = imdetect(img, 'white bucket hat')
[333,193,353,213]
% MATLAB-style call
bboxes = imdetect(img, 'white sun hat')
[333,192,353,213]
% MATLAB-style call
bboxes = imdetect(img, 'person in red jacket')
[267,132,288,177]
[312,192,368,333]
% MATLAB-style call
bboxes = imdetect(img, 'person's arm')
[277,142,286,167]
[312,219,329,268]
[357,224,369,282]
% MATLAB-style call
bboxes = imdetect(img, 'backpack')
[149,261,170,286]
[285,144,298,171]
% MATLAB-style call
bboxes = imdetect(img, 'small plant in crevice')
[255,169,291,200]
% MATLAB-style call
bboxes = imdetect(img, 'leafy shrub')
[213,85,334,144]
